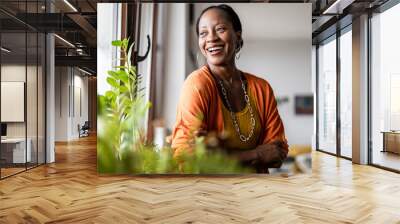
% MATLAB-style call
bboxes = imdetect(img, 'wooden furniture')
[382,131,400,154]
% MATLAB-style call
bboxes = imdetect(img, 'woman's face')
[198,9,240,67]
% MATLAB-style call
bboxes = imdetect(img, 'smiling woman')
[171,4,289,173]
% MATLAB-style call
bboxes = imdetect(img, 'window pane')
[340,29,352,158]
[318,37,337,154]
[1,31,28,177]
[38,32,45,165]
[371,3,400,171]
[27,31,38,169]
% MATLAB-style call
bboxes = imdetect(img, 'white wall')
[55,67,68,141]
[1,65,39,137]
[55,67,89,141]
[72,73,89,138]
[1,63,46,163]
[97,3,122,95]
[139,3,154,133]
[161,4,188,131]
[237,40,312,146]
[1,65,27,140]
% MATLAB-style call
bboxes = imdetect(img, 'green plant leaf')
[107,70,119,80]
[122,39,129,50]
[118,85,129,93]
[106,77,119,88]
[116,70,129,84]
[105,90,116,100]
[112,40,122,46]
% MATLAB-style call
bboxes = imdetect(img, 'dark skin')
[197,8,287,170]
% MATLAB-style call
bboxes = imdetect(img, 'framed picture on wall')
[1,81,25,122]
[295,95,313,115]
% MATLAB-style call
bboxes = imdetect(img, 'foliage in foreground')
[97,38,252,174]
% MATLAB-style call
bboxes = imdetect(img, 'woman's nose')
[206,31,218,42]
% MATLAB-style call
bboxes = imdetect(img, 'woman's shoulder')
[184,66,215,90]
[186,66,212,81]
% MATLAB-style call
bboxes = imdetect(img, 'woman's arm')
[171,74,209,158]
[232,140,288,168]
[231,78,289,168]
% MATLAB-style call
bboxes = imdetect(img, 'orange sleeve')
[262,82,289,156]
[171,75,208,158]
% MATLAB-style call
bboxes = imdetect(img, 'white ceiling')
[194,3,312,41]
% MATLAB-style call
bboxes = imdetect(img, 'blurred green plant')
[97,38,252,174]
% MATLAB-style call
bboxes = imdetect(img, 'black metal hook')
[137,35,151,63]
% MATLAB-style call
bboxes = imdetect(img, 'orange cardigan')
[171,66,288,157]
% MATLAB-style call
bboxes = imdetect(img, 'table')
[381,131,400,154]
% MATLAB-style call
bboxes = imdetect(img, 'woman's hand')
[232,140,287,168]
[254,140,287,165]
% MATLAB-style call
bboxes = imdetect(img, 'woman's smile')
[207,45,224,56]
[198,8,239,66]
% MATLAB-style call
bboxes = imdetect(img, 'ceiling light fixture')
[63,0,78,12]
[78,67,92,76]
[54,34,75,48]
[1,47,11,53]
[323,0,355,15]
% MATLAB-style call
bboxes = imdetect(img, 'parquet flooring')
[1,167,26,178]
[0,135,400,223]
[372,151,400,171]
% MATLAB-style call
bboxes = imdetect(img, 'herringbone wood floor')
[0,135,400,223]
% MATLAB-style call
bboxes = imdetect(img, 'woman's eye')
[217,27,225,32]
[199,32,207,37]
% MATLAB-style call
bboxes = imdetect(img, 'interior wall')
[138,3,154,133]
[160,3,188,132]
[55,66,69,141]
[55,67,89,141]
[152,4,167,121]
[72,72,89,138]
[237,40,313,146]
[1,64,38,139]
[1,63,45,166]
[97,3,122,95]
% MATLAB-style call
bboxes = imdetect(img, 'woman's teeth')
[207,46,223,52]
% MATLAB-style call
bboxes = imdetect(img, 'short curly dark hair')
[195,4,243,50]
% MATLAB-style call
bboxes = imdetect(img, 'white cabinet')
[1,138,32,163]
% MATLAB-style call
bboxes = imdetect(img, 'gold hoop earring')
[235,51,241,60]
[235,45,241,60]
